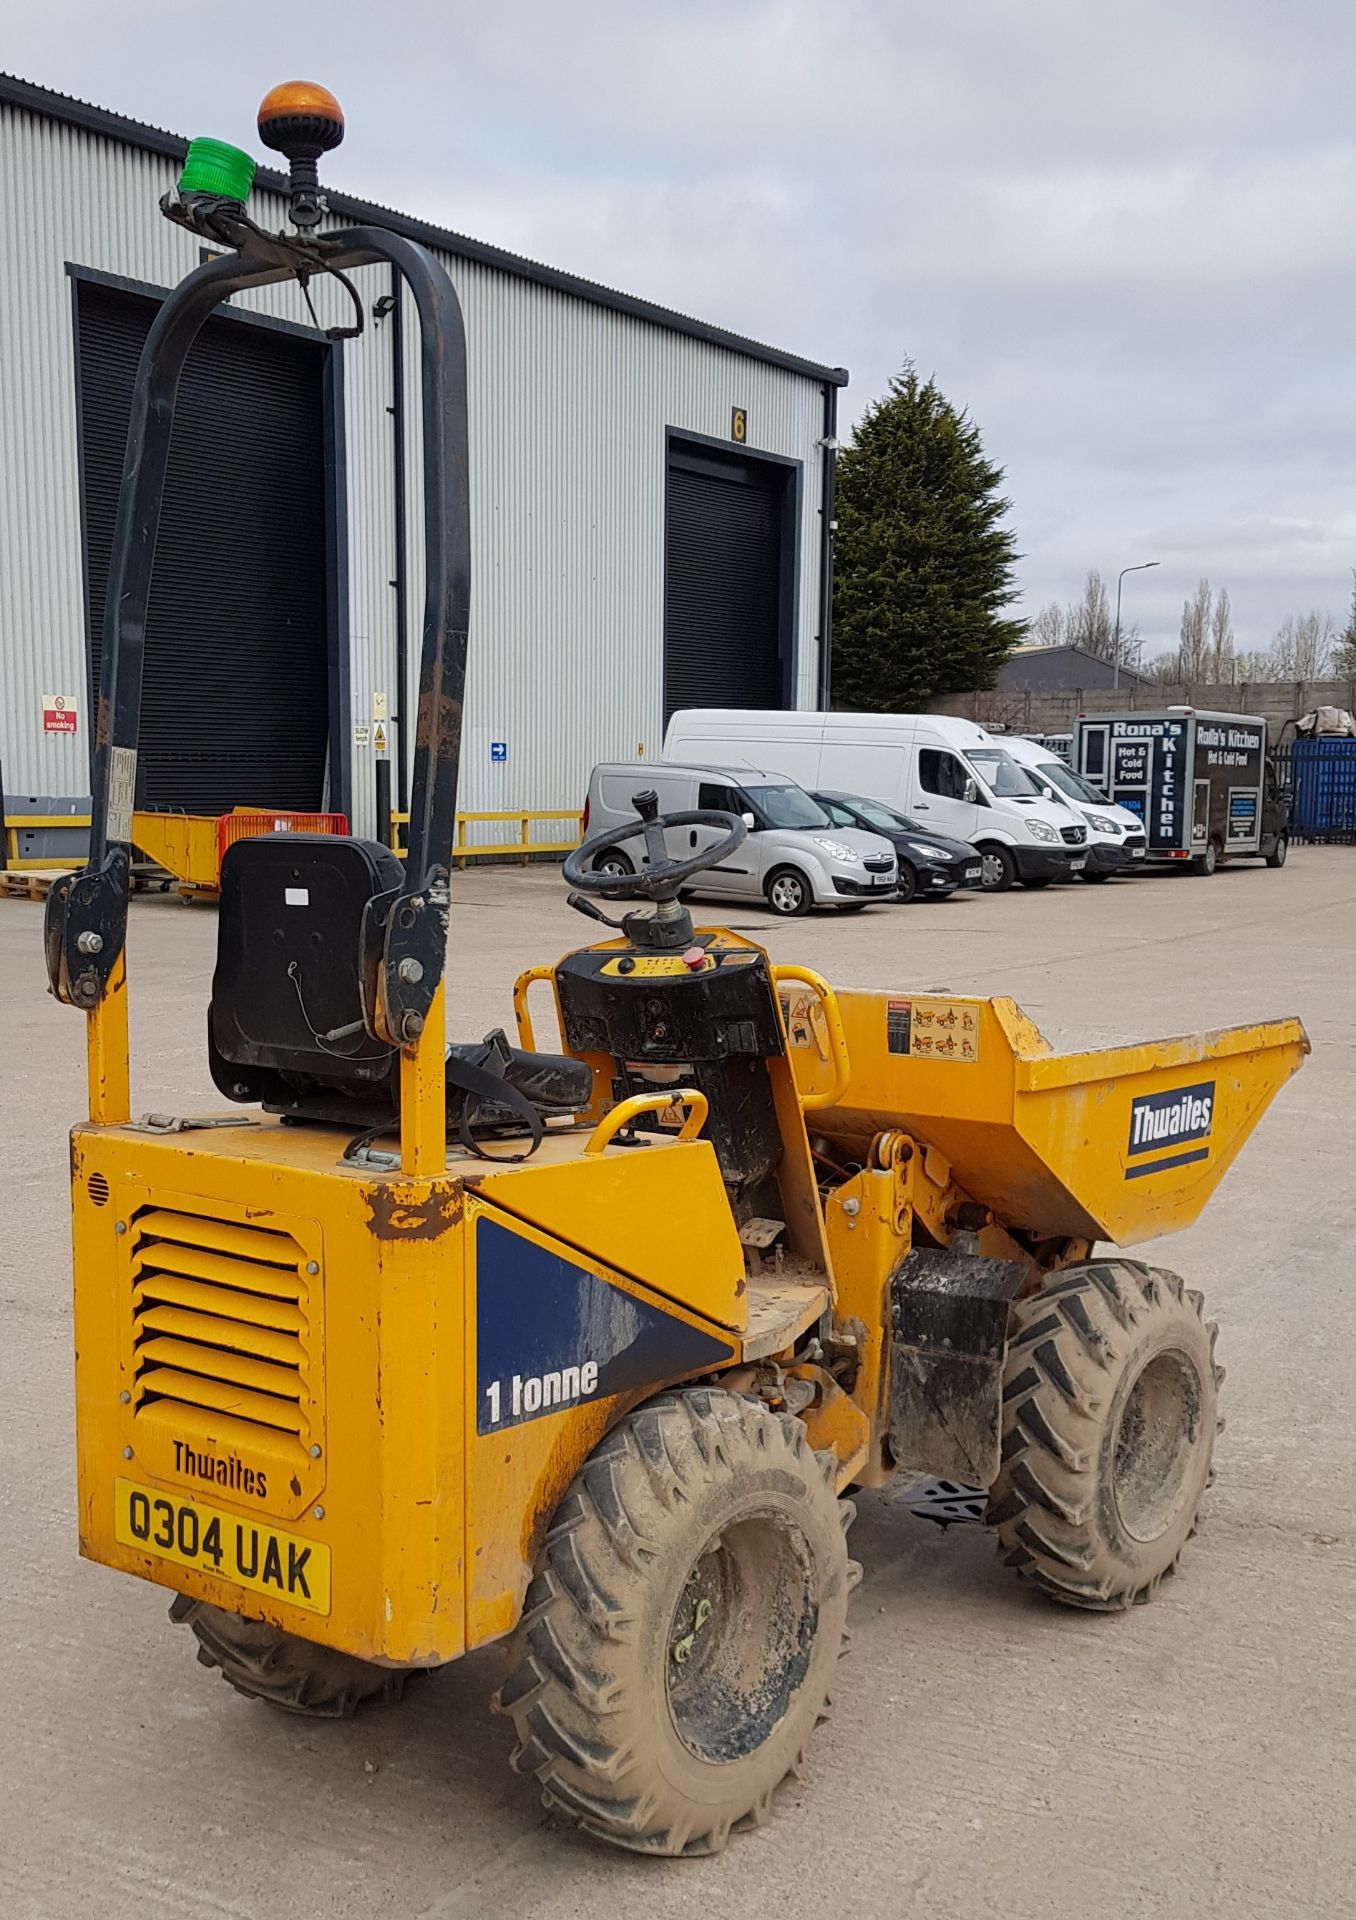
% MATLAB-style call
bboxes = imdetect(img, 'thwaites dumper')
[48,88,1309,1858]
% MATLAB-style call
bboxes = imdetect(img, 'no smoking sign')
[43,695,78,735]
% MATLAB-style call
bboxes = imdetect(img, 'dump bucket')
[798,990,1308,1245]
[132,809,349,893]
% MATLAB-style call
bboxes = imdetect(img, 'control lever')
[566,891,627,928]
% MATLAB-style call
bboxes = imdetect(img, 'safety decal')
[1125,1080,1215,1179]
[474,1215,734,1432]
[887,998,979,1062]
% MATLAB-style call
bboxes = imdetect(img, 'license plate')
[872,875,894,887]
[1131,847,1145,859]
[114,1477,331,1615]
[1070,856,1087,870]
[964,865,981,881]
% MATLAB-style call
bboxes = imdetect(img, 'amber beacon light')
[257,81,345,228]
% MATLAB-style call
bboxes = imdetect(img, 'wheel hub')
[666,1513,818,1765]
[1112,1347,1202,1542]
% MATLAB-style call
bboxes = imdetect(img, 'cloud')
[5,0,1354,650]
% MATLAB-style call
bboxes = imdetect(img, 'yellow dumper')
[132,808,349,899]
[47,84,1307,1860]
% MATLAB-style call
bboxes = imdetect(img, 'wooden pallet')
[0,867,70,900]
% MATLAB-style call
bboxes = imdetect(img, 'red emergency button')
[682,946,706,971]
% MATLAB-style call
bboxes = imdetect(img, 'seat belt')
[442,1031,545,1163]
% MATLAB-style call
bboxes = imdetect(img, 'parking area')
[2,848,1353,1919]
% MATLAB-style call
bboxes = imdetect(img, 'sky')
[8,0,1355,659]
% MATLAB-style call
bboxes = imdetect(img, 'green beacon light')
[177,136,256,206]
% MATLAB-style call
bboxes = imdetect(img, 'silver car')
[582,762,898,916]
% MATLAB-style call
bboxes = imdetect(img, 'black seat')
[208,834,591,1134]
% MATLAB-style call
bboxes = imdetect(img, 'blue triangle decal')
[475,1213,735,1433]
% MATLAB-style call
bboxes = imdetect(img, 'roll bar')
[45,224,470,1061]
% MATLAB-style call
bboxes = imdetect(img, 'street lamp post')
[1112,560,1160,690]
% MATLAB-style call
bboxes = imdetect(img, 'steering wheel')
[564,789,747,901]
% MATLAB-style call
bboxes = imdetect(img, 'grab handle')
[772,965,852,1111]
[512,965,559,1053]
[583,1089,709,1155]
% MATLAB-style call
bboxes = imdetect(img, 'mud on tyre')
[494,1387,857,1856]
[987,1259,1223,1610]
[170,1596,409,1717]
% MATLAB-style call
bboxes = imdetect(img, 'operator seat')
[208,834,592,1137]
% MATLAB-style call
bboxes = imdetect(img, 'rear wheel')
[593,847,635,880]
[1266,833,1288,868]
[977,843,1016,893]
[765,867,813,917]
[987,1260,1222,1609]
[169,1596,409,1717]
[1194,837,1220,877]
[495,1388,856,1856]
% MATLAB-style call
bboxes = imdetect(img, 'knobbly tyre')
[48,86,1310,1858]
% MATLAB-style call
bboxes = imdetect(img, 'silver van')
[582,762,898,915]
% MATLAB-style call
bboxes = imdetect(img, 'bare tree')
[1207,586,1234,683]
[1028,601,1068,648]
[1024,576,1140,666]
[1177,579,1212,681]
[1144,650,1184,687]
[1070,569,1115,660]
[1232,648,1273,683]
[1269,611,1336,680]
[1334,571,1356,676]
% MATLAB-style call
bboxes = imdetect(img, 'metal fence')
[1273,740,1356,843]
[389,809,582,866]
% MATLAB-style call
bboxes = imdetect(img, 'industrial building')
[0,75,846,843]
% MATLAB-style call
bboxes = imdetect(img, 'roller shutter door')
[76,281,331,814]
[664,447,786,724]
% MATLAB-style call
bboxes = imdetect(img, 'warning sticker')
[780,990,829,1060]
[42,694,78,734]
[887,998,979,1063]
[107,746,137,845]
[887,1000,913,1054]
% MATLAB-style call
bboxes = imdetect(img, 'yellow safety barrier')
[1,812,89,872]
[390,808,582,866]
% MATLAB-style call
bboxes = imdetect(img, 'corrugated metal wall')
[0,100,831,841]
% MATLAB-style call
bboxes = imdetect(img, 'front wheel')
[1081,868,1113,883]
[1019,876,1053,890]
[977,843,1016,893]
[764,867,813,917]
[1266,833,1288,868]
[895,860,918,904]
[988,1260,1222,1610]
[495,1389,856,1856]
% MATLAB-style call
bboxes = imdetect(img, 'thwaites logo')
[172,1439,268,1501]
[1126,1080,1215,1178]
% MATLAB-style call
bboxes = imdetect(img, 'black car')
[813,792,983,901]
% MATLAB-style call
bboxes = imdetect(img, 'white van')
[1004,736,1147,881]
[582,762,898,915]
[661,710,1087,892]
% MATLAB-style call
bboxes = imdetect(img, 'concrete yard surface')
[1,849,1353,1918]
